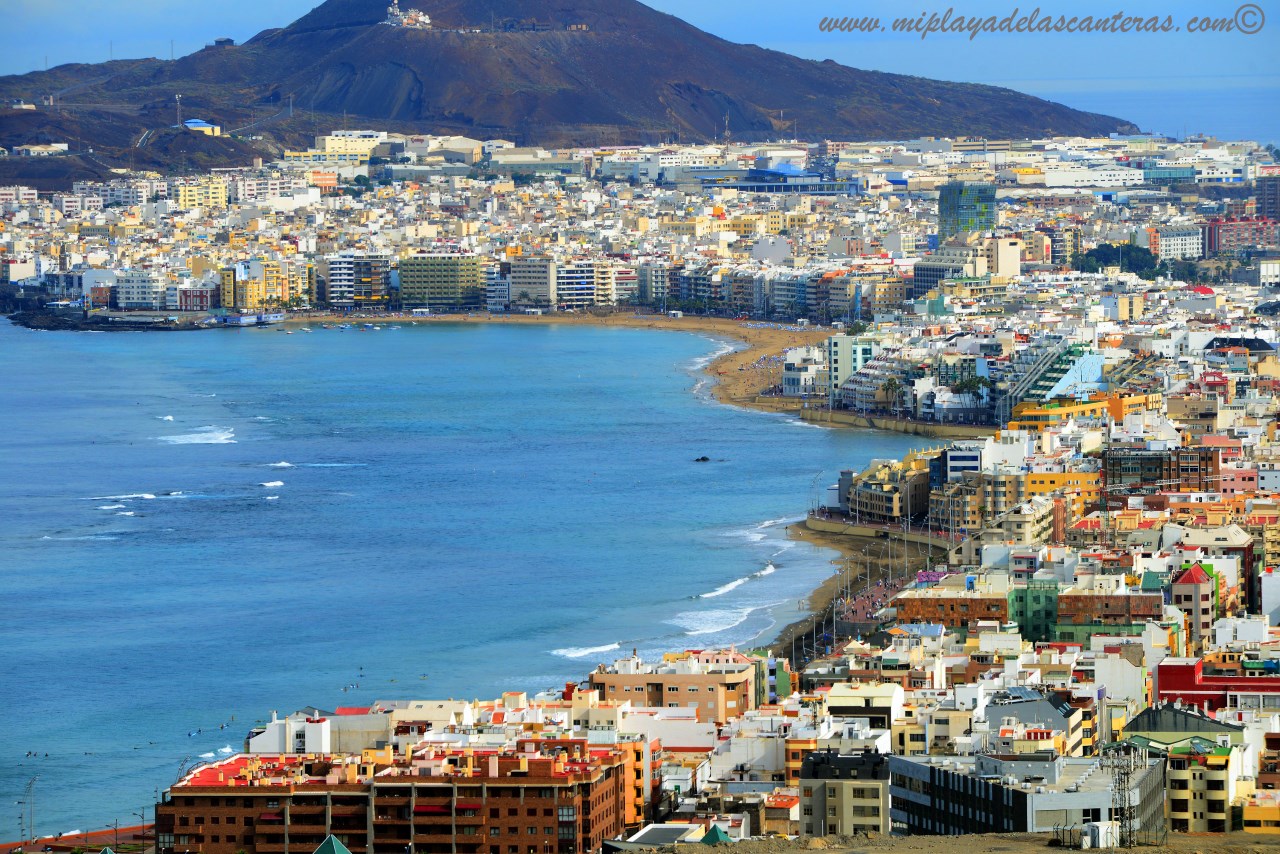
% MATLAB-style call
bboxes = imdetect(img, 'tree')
[1168,260,1199,283]
[880,377,903,416]
[1071,243,1162,278]
[950,376,992,396]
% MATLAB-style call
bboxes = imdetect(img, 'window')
[803,806,813,816]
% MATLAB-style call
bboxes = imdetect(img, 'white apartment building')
[825,334,881,406]
[116,269,167,310]
[782,346,826,397]
[556,260,597,311]
[0,185,38,204]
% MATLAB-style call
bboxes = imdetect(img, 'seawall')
[801,515,956,551]
[797,408,996,439]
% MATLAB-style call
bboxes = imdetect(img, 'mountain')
[0,0,1138,181]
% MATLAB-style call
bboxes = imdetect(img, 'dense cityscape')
[4,121,1280,851]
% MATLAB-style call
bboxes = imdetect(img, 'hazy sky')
[5,0,1279,140]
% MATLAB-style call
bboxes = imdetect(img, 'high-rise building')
[321,251,391,309]
[937,181,996,240]
[1259,175,1280,220]
[399,253,483,309]
[508,256,556,307]
[220,259,314,310]
[911,245,987,299]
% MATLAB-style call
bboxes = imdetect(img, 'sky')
[5,0,1279,142]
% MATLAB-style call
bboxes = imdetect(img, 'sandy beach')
[284,310,832,407]
[766,521,948,661]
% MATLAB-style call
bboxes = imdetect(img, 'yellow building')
[848,451,934,525]
[399,253,483,309]
[784,731,818,786]
[658,216,711,237]
[1024,470,1100,519]
[1006,393,1162,432]
[1166,742,1245,834]
[171,178,228,210]
[831,267,908,315]
[1244,792,1280,834]
[219,259,313,310]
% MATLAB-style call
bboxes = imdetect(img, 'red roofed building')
[155,742,629,854]
[1172,562,1217,653]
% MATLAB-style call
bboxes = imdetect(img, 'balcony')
[413,831,467,845]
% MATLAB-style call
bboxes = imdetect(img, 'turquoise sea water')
[0,319,924,833]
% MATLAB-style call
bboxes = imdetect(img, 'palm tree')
[880,377,903,416]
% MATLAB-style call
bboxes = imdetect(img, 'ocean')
[0,319,925,833]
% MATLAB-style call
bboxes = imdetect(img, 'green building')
[937,181,996,240]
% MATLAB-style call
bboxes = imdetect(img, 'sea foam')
[158,426,237,445]
[668,607,755,636]
[699,576,749,599]
[551,642,621,659]
[260,481,284,488]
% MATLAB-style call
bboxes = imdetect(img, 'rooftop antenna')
[724,112,731,142]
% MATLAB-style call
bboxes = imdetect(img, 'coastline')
[764,519,947,662]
